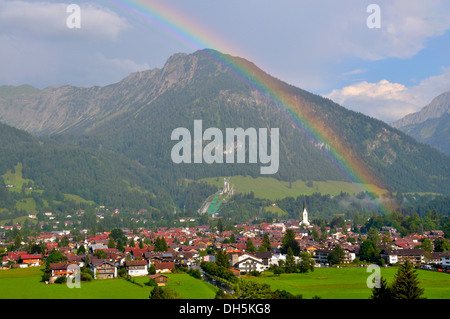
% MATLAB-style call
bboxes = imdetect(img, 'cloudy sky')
[1,0,449,123]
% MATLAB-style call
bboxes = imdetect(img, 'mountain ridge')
[0,49,449,195]
[391,90,450,156]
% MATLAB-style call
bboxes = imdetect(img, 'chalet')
[233,254,265,273]
[270,253,286,266]
[49,262,78,278]
[252,251,272,270]
[154,262,175,273]
[125,260,148,277]
[20,254,42,267]
[144,252,177,265]
[2,254,20,268]
[67,254,87,267]
[149,273,168,286]
[130,248,148,259]
[90,259,117,279]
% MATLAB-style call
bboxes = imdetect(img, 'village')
[1,198,450,287]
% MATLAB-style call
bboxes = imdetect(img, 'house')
[314,249,333,265]
[230,253,266,273]
[426,252,444,265]
[442,251,450,269]
[381,249,425,265]
[149,273,169,286]
[20,254,42,267]
[90,259,117,279]
[49,262,78,278]
[252,251,272,270]
[154,262,175,273]
[125,260,148,277]
[270,253,286,266]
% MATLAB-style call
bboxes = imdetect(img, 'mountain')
[0,49,449,198]
[391,90,450,156]
[0,121,179,212]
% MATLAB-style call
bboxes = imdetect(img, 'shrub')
[55,275,67,284]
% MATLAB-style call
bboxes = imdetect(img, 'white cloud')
[95,53,150,74]
[337,0,450,61]
[0,0,129,40]
[324,68,450,123]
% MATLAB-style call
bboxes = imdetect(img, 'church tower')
[300,198,310,226]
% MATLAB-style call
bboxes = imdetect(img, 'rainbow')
[100,0,390,212]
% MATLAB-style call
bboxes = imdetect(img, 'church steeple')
[300,197,309,226]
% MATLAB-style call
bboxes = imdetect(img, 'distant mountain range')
[391,90,450,157]
[0,49,449,212]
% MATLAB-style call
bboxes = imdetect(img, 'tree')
[116,239,125,252]
[45,249,67,266]
[77,244,86,255]
[367,227,380,244]
[93,249,108,259]
[110,228,126,243]
[235,280,274,299]
[246,238,256,252]
[107,237,116,249]
[297,251,315,273]
[215,249,230,268]
[148,264,156,275]
[260,233,271,252]
[417,238,432,253]
[327,244,345,265]
[154,237,168,252]
[281,229,300,255]
[391,260,425,299]
[434,237,449,252]
[216,218,224,234]
[150,286,179,299]
[370,277,394,300]
[58,236,70,248]
[311,227,320,242]
[285,247,296,273]
[359,240,379,263]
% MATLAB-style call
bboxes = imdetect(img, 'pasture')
[1,266,448,299]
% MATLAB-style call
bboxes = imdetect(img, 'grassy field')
[0,267,218,299]
[1,266,448,299]
[199,176,387,201]
[248,267,450,299]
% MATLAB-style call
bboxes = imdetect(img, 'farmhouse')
[20,254,42,267]
[230,253,266,273]
[49,262,78,278]
[90,259,117,279]
[125,260,148,276]
[154,262,175,273]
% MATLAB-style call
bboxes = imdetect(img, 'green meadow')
[0,267,218,299]
[249,266,450,299]
[1,266,448,299]
[199,175,387,201]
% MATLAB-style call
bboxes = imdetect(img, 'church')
[299,198,310,227]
